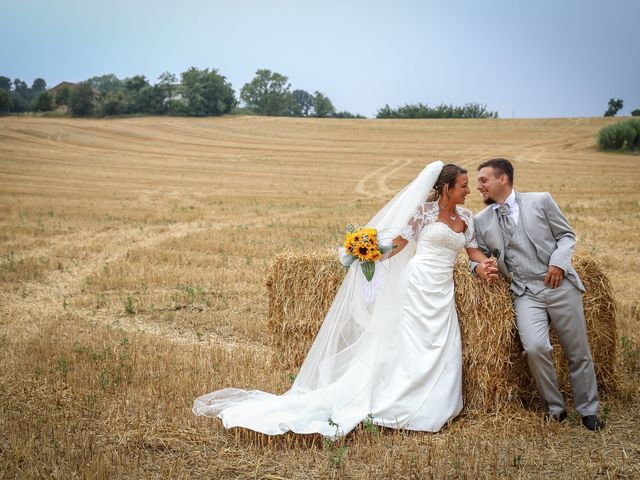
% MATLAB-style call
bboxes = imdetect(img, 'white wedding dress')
[193,197,478,436]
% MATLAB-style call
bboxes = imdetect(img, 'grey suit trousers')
[513,281,599,416]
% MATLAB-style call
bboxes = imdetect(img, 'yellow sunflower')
[363,227,377,238]
[353,243,372,261]
[344,232,356,251]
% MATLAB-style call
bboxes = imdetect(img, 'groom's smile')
[477,166,510,205]
[476,179,495,205]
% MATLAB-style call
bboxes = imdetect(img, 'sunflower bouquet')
[340,224,393,281]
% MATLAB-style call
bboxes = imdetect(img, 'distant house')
[165,83,184,104]
[47,81,77,96]
[46,81,101,113]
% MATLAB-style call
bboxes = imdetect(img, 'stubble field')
[0,115,639,479]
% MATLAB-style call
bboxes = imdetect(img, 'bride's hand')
[476,258,498,283]
[382,235,408,260]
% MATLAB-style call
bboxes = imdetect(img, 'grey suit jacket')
[471,191,585,293]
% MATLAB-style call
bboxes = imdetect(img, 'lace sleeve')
[459,207,478,248]
[399,202,439,241]
[399,204,425,241]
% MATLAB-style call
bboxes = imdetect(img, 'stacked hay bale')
[452,252,618,412]
[266,250,617,413]
[452,261,522,411]
[265,250,345,372]
[569,253,618,393]
[512,252,619,407]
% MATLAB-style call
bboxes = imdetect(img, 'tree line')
[376,102,498,119]
[1,67,508,120]
[0,68,365,119]
[0,76,48,113]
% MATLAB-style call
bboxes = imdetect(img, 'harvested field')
[1,115,639,478]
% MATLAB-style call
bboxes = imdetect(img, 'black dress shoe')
[581,415,605,431]
[545,410,568,423]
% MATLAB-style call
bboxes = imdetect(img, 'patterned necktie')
[498,203,515,239]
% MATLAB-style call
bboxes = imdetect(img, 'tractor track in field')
[0,212,306,355]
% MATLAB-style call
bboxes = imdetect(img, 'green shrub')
[597,119,640,151]
[376,102,498,119]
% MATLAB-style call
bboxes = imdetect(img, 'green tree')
[98,90,126,116]
[157,71,177,96]
[155,72,179,114]
[12,79,29,98]
[376,102,497,119]
[140,84,169,114]
[0,89,9,113]
[87,74,124,94]
[313,91,336,118]
[10,78,30,112]
[68,82,95,116]
[123,75,151,113]
[32,91,53,111]
[334,110,365,119]
[0,76,12,92]
[124,75,149,93]
[10,92,30,112]
[631,109,640,117]
[376,104,395,119]
[30,78,47,97]
[55,87,71,107]
[460,102,498,118]
[240,69,291,116]
[289,89,314,116]
[604,98,623,117]
[180,67,236,116]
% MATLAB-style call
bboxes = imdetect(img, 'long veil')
[193,161,444,436]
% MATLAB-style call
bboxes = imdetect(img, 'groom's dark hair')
[478,158,514,185]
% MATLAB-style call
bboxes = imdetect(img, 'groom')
[471,158,604,431]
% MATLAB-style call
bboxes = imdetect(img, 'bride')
[193,161,495,436]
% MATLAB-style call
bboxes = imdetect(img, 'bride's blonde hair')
[427,163,467,202]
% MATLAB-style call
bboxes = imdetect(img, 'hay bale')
[452,260,521,411]
[265,249,345,371]
[266,250,618,412]
[574,252,618,394]
[512,252,619,407]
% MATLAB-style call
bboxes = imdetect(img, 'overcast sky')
[3,0,639,118]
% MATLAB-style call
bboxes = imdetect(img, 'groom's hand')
[544,265,564,288]
[477,259,498,283]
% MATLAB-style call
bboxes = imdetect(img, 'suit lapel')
[515,191,525,230]
[515,191,547,260]
[482,208,505,259]
[515,191,534,246]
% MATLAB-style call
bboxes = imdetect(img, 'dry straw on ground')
[1,116,638,478]
[267,250,617,412]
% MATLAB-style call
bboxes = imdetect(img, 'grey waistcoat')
[500,210,548,296]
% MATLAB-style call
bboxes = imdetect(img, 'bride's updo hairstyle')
[427,163,467,202]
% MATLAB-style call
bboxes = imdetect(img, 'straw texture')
[266,250,617,412]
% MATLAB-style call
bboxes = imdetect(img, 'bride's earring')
[440,186,449,208]
[438,191,449,209]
